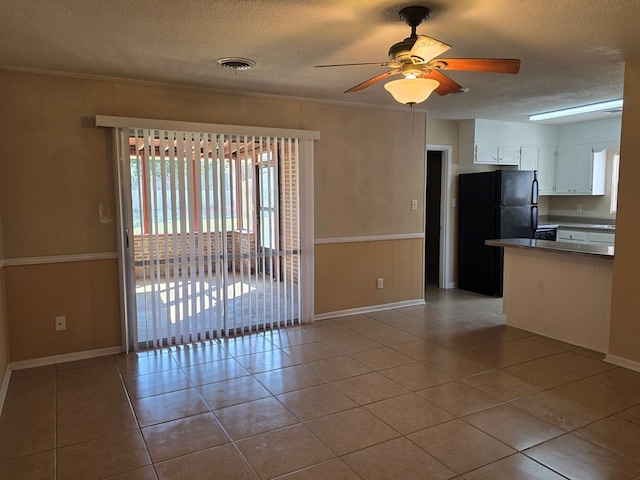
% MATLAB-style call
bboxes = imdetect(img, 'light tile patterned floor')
[2,288,640,479]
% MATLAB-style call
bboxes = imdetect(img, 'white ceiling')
[1,0,637,125]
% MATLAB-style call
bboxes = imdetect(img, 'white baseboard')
[314,299,427,321]
[604,354,640,373]
[0,364,11,418]
[9,346,122,371]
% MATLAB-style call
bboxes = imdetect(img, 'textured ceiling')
[1,0,638,124]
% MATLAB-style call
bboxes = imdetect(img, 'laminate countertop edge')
[486,238,615,259]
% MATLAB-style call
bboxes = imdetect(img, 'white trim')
[314,233,424,245]
[426,144,454,289]
[0,364,10,418]
[4,252,118,267]
[314,299,426,321]
[604,354,640,373]
[95,115,321,141]
[299,139,315,323]
[9,346,122,371]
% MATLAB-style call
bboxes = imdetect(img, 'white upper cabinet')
[554,146,605,195]
[457,117,620,196]
[538,147,557,195]
[555,146,576,193]
[474,144,498,163]
[459,119,556,166]
[519,146,538,171]
[471,144,521,164]
[518,146,556,195]
[497,145,521,164]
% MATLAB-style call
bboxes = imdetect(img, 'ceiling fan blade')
[420,69,463,96]
[315,62,389,68]
[410,35,451,63]
[431,58,521,74]
[345,68,402,93]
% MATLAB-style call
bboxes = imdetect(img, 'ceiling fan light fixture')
[384,77,439,105]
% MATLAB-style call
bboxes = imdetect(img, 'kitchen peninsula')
[486,238,613,352]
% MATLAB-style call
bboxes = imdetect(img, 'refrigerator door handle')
[532,171,539,204]
[531,205,539,233]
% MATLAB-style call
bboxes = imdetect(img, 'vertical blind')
[128,128,301,349]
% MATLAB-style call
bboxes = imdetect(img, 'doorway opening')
[425,144,453,292]
[426,150,442,289]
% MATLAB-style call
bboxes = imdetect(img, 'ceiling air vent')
[217,57,256,71]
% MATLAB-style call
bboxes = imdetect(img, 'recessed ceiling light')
[217,57,256,71]
[529,99,623,121]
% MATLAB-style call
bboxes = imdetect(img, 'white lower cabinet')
[557,229,586,242]
[589,232,616,246]
[557,229,615,246]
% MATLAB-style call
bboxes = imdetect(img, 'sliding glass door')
[118,128,302,350]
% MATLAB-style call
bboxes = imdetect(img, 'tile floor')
[2,288,640,479]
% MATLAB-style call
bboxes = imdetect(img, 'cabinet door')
[557,229,586,243]
[538,147,556,195]
[573,146,594,194]
[475,144,498,163]
[555,146,575,193]
[497,145,521,165]
[519,147,538,171]
[589,232,615,246]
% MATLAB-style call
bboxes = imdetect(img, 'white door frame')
[97,115,319,350]
[426,144,454,289]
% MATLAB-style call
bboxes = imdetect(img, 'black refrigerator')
[458,170,538,296]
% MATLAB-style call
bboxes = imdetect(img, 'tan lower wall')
[4,259,121,362]
[314,238,423,315]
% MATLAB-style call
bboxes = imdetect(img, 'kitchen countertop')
[486,238,614,258]
[538,216,616,232]
[549,222,616,231]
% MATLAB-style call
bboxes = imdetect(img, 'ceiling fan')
[315,6,521,103]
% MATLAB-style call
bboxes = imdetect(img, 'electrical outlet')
[377,278,384,289]
[411,199,418,211]
[55,316,67,331]
[577,203,583,212]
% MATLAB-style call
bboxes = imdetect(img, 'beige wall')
[609,59,640,363]
[0,70,427,361]
[309,102,426,238]
[2,74,117,258]
[426,118,458,153]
